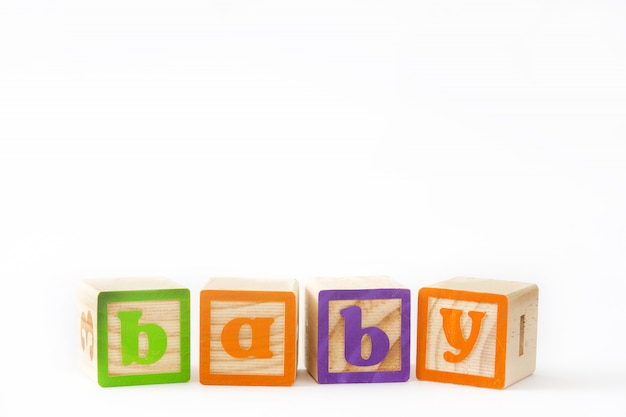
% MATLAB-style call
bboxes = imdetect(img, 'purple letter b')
[340,305,390,366]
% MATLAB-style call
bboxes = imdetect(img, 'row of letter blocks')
[78,276,538,388]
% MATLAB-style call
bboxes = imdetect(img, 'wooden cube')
[305,276,411,383]
[416,277,538,389]
[199,278,299,386]
[77,277,190,387]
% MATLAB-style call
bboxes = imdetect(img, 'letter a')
[439,308,485,363]
[341,305,390,366]
[221,317,275,358]
[117,311,168,366]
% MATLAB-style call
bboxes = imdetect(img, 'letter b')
[117,311,168,366]
[341,305,390,366]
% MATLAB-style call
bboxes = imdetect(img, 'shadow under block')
[199,278,299,386]
[416,277,538,389]
[77,277,190,387]
[305,276,411,384]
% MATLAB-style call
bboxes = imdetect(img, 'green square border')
[97,289,190,387]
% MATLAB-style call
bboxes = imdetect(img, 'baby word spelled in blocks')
[199,278,299,386]
[77,278,191,387]
[305,276,411,383]
[417,277,538,389]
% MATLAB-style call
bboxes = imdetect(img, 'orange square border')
[199,289,297,386]
[416,287,508,389]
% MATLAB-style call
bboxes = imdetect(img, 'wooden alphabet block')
[77,277,190,387]
[199,278,299,386]
[416,277,538,389]
[305,276,411,383]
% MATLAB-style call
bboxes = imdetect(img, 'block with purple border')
[305,277,411,383]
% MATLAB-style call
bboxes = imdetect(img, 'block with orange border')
[199,278,299,386]
[417,277,538,389]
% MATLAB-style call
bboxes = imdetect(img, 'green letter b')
[117,311,167,366]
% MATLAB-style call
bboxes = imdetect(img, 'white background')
[1,0,625,415]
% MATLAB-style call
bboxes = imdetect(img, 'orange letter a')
[440,308,485,363]
[221,317,275,358]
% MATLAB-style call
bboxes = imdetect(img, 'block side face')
[504,285,538,387]
[417,287,507,389]
[97,289,190,387]
[199,290,297,386]
[77,283,99,382]
[317,288,410,383]
[304,286,320,382]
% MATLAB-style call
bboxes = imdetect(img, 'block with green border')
[77,277,190,387]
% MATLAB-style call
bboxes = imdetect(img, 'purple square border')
[317,288,411,383]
